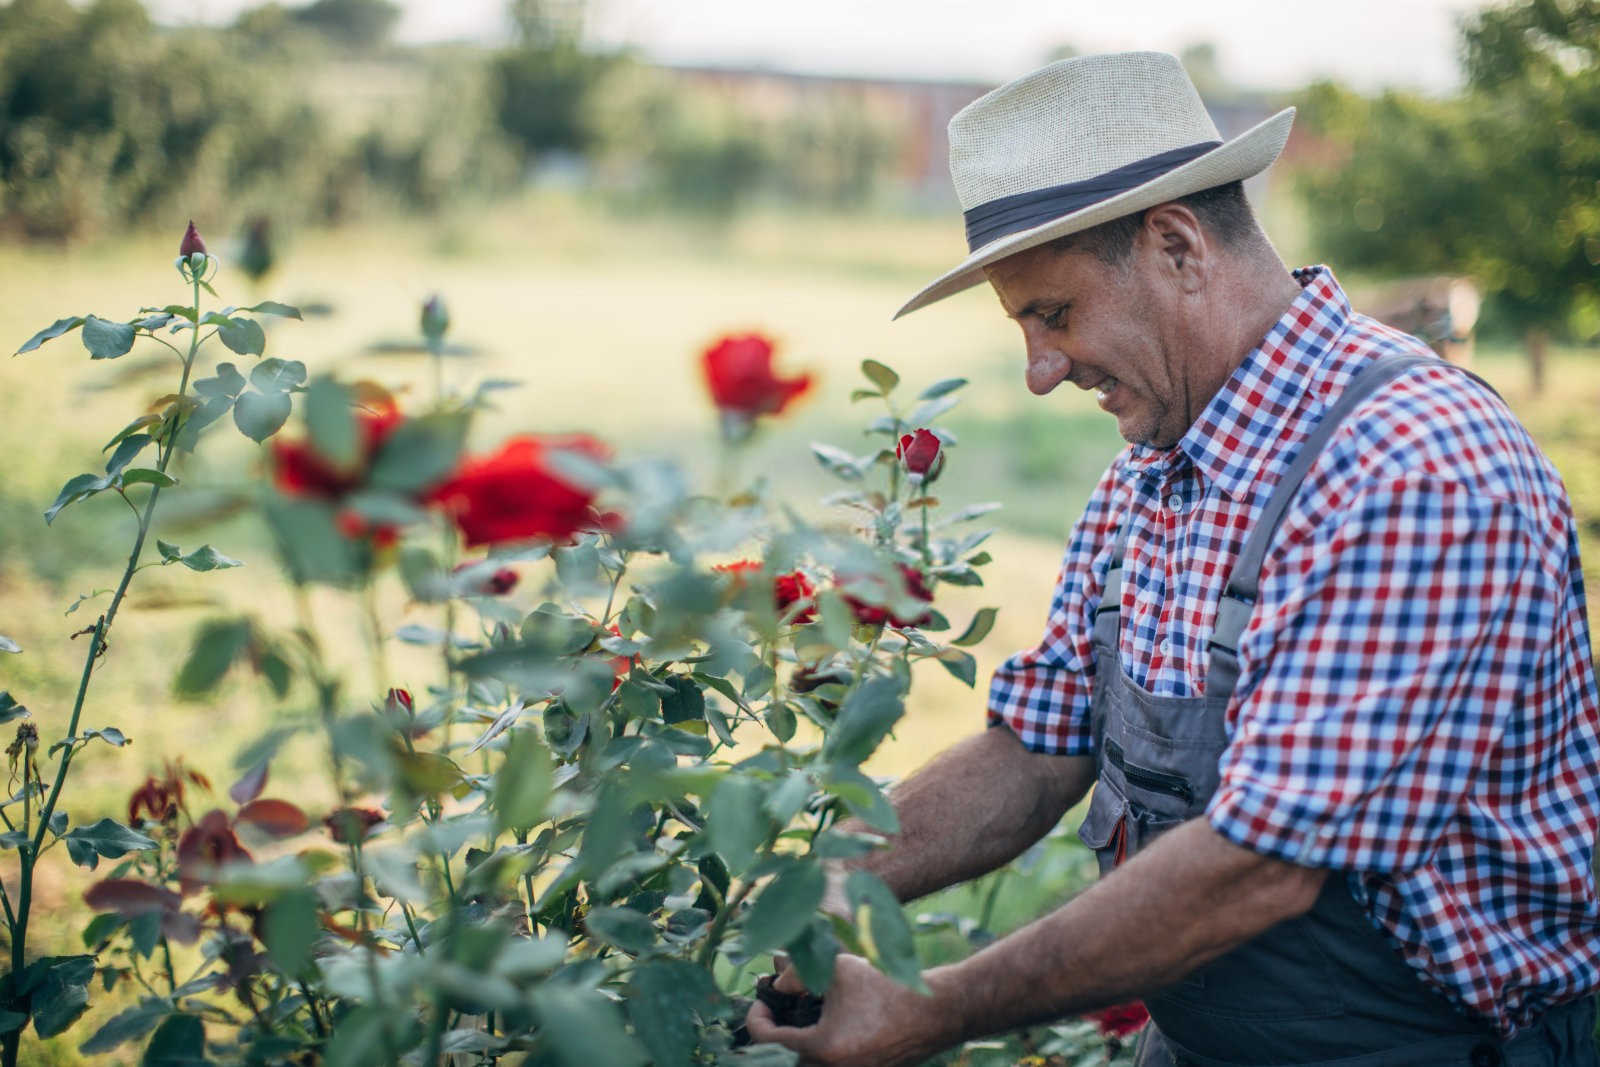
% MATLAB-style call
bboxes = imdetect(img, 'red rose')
[774,570,817,624]
[273,402,403,499]
[701,333,812,417]
[128,758,210,825]
[844,564,934,628]
[1087,1001,1149,1040]
[386,688,413,714]
[179,220,207,258]
[176,809,252,894]
[427,435,612,548]
[324,806,385,844]
[897,428,944,480]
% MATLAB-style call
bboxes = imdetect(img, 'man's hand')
[743,954,962,1067]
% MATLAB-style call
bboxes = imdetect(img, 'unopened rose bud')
[386,688,413,714]
[180,220,208,258]
[420,294,450,343]
[897,428,944,480]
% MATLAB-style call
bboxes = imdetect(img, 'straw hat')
[895,51,1294,319]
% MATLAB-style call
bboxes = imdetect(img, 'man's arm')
[835,726,1096,907]
[750,817,1327,1067]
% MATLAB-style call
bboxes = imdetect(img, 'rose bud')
[386,688,413,715]
[420,294,450,343]
[897,428,944,481]
[324,806,385,844]
[452,561,519,595]
[179,220,208,258]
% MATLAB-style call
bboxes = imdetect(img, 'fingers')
[772,953,807,994]
[744,997,821,1057]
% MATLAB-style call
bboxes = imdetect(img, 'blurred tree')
[1179,42,1227,97]
[491,0,618,162]
[291,0,400,49]
[1298,0,1599,391]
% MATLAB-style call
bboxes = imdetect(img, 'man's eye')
[1042,306,1069,329]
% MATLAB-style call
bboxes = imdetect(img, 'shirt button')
[1166,493,1184,513]
[1159,638,1172,656]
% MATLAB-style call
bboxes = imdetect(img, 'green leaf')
[0,635,17,654]
[82,315,136,360]
[846,871,926,992]
[45,472,110,524]
[79,999,169,1054]
[822,675,905,766]
[810,443,865,481]
[860,359,899,394]
[908,393,961,426]
[786,917,841,995]
[240,300,302,320]
[23,955,95,1038]
[193,362,246,399]
[935,648,978,687]
[173,618,252,698]
[103,415,162,453]
[917,376,969,401]
[232,389,291,443]
[16,316,84,354]
[216,315,266,357]
[0,692,27,723]
[84,727,128,747]
[249,357,306,393]
[824,766,899,834]
[849,388,880,403]
[172,545,243,572]
[140,1013,205,1066]
[368,413,468,493]
[530,985,648,1067]
[262,889,319,976]
[658,675,706,725]
[262,496,362,586]
[0,1011,24,1034]
[706,775,768,874]
[105,434,155,478]
[119,468,177,490]
[305,378,359,468]
[951,607,999,647]
[493,729,551,832]
[627,961,722,1067]
[63,819,157,869]
[583,905,657,954]
[742,858,825,956]
[157,540,182,562]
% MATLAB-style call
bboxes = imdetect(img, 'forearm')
[839,726,1095,904]
[929,818,1328,1043]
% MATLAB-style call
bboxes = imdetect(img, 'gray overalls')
[1078,352,1600,1066]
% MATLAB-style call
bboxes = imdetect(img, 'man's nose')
[1023,329,1072,396]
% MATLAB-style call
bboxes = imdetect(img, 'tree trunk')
[1524,326,1548,396]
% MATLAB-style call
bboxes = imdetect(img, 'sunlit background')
[1,0,1596,1059]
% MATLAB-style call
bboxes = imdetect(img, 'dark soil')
[730,973,826,1047]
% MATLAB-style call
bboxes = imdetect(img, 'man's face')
[984,235,1198,449]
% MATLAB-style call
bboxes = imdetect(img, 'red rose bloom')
[897,428,944,480]
[176,810,252,894]
[1087,1001,1149,1040]
[428,435,612,548]
[844,564,934,628]
[774,569,817,623]
[273,402,403,499]
[701,333,812,417]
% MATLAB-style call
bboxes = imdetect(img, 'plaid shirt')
[988,267,1600,1035]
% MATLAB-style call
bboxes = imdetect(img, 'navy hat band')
[962,140,1222,253]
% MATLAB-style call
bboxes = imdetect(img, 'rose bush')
[1,231,1136,1065]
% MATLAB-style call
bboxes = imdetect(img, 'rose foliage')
[1,242,1125,1066]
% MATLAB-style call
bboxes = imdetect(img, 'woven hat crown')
[949,52,1222,211]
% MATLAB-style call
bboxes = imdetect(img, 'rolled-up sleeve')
[986,463,1122,755]
[1206,473,1554,872]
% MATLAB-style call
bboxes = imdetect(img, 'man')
[745,52,1600,1066]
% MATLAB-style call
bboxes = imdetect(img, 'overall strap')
[1093,521,1135,646]
[1205,353,1489,701]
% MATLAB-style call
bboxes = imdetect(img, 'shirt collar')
[1125,266,1352,500]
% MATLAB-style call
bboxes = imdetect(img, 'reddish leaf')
[85,878,181,916]
[235,798,309,837]
[229,761,270,805]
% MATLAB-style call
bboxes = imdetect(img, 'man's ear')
[1143,203,1207,293]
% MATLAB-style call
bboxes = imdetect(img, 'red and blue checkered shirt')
[988,267,1600,1035]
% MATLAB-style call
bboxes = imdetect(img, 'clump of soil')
[731,973,826,1047]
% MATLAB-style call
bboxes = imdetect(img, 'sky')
[152,0,1484,93]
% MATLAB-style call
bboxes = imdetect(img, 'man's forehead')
[983,244,1075,317]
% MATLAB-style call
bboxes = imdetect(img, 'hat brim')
[893,107,1296,320]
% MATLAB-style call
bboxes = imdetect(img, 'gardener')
[746,51,1600,1066]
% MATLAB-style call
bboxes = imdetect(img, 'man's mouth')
[1091,378,1119,407]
